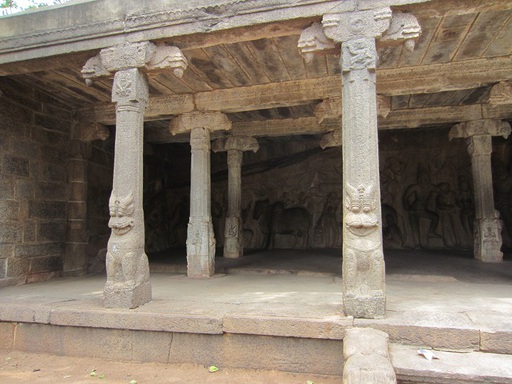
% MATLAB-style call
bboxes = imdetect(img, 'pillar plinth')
[82,42,188,307]
[299,7,421,318]
[450,120,512,262]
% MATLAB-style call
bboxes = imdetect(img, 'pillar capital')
[320,129,342,149]
[450,119,511,141]
[74,121,110,142]
[81,42,188,85]
[322,8,392,43]
[298,9,421,62]
[169,112,232,136]
[212,135,259,153]
[489,81,512,105]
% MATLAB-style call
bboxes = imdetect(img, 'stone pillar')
[63,140,91,277]
[299,9,420,318]
[213,136,259,258]
[170,112,232,276]
[82,42,188,308]
[449,120,511,262]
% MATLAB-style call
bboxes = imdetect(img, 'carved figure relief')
[343,38,376,71]
[106,192,149,291]
[253,199,312,249]
[345,183,379,236]
[402,165,441,248]
[108,192,135,236]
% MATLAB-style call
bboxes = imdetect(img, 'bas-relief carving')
[380,129,475,250]
[142,129,491,254]
[253,199,312,249]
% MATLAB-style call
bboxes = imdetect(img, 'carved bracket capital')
[82,42,188,85]
[322,8,392,43]
[489,81,512,106]
[212,135,259,153]
[449,119,512,141]
[298,22,336,63]
[380,12,422,52]
[298,10,421,62]
[169,111,232,136]
[315,98,342,123]
[320,129,342,149]
[75,121,110,142]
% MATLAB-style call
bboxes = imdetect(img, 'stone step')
[356,310,512,355]
[391,344,512,384]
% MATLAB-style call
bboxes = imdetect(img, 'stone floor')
[0,248,510,335]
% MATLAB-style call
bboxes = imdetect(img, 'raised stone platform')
[0,249,511,381]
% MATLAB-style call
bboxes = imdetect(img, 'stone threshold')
[0,298,511,354]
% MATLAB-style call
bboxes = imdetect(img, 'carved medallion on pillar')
[299,8,421,318]
[450,120,511,262]
[82,42,187,308]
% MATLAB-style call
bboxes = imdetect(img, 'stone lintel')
[169,111,232,136]
[489,81,512,106]
[212,135,259,153]
[449,119,512,141]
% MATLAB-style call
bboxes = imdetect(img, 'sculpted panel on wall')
[137,127,512,253]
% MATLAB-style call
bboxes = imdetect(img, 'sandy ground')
[0,349,341,384]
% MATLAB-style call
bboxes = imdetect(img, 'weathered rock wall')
[0,78,73,286]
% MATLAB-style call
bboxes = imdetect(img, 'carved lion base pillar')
[105,68,151,308]
[82,41,188,308]
[299,7,421,318]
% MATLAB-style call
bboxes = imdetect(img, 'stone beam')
[77,56,512,123]
[145,102,512,144]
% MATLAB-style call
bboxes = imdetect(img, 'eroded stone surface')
[343,327,396,384]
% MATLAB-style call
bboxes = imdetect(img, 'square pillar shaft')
[187,127,216,277]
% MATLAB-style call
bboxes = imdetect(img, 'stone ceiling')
[0,0,510,143]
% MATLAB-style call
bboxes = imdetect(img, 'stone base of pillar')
[474,217,503,262]
[187,219,216,277]
[104,281,152,309]
[224,216,243,258]
[344,293,386,319]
